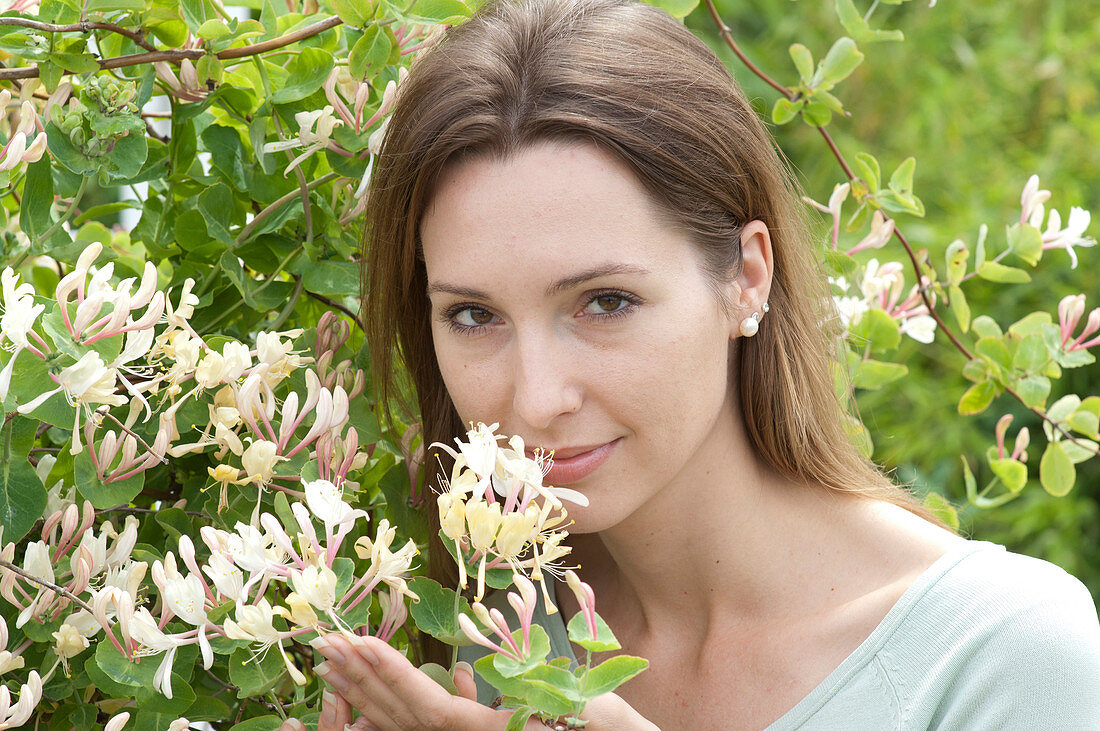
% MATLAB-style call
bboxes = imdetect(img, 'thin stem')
[98,409,168,465]
[703,2,1100,463]
[305,291,364,332]
[0,558,95,615]
[0,16,343,81]
[0,18,157,51]
[235,172,341,245]
[36,178,89,246]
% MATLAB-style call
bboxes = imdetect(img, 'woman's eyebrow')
[426,262,649,300]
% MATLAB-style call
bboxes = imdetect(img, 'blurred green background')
[689,1,1100,596]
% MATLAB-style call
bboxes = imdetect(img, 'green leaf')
[473,654,532,700]
[1039,441,1075,497]
[971,315,1003,340]
[271,47,335,104]
[229,646,286,697]
[642,0,699,17]
[771,97,802,126]
[419,663,459,695]
[853,152,880,193]
[812,37,863,90]
[945,240,968,286]
[493,625,551,678]
[196,19,233,40]
[95,639,159,689]
[977,261,1031,284]
[1012,333,1048,372]
[408,577,474,645]
[566,610,621,653]
[1005,222,1043,266]
[333,0,372,26]
[922,492,959,531]
[948,284,970,333]
[198,184,237,245]
[136,672,196,715]
[849,308,901,353]
[975,336,1011,371]
[155,508,193,543]
[888,157,916,198]
[958,380,997,416]
[523,663,581,702]
[75,449,146,509]
[301,260,360,297]
[1067,409,1100,440]
[1015,375,1051,409]
[988,458,1027,493]
[0,416,48,543]
[505,707,536,731]
[581,655,649,699]
[19,158,56,245]
[180,0,215,32]
[406,0,473,23]
[835,0,904,43]
[202,125,249,191]
[789,43,814,82]
[350,24,393,80]
[229,717,285,731]
[800,100,832,127]
[852,359,908,390]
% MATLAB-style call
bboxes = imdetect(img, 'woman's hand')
[307,633,657,730]
[308,633,504,730]
[278,689,372,731]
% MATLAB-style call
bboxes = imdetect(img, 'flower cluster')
[1020,175,1095,269]
[432,423,589,606]
[0,479,417,706]
[831,258,937,344]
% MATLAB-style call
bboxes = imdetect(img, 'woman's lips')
[535,438,621,485]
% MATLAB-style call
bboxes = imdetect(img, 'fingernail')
[310,635,331,651]
[322,691,336,723]
[316,661,331,677]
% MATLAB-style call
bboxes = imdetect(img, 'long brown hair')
[362,0,948,658]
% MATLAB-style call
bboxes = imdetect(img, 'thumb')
[454,661,479,702]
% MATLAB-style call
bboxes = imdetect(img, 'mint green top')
[459,541,1100,728]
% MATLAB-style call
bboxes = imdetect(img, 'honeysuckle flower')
[994,414,1030,463]
[1057,294,1100,352]
[0,268,47,401]
[240,438,283,486]
[847,210,895,256]
[224,598,307,685]
[0,670,42,730]
[1041,206,1094,269]
[152,554,213,668]
[834,295,870,328]
[129,607,189,699]
[15,541,54,628]
[262,106,344,176]
[168,719,191,731]
[347,519,419,606]
[459,574,539,663]
[104,712,131,731]
[274,592,319,628]
[203,552,245,603]
[52,622,88,659]
[565,570,598,642]
[898,313,937,344]
[1020,175,1051,227]
[290,563,337,615]
[304,478,367,539]
[0,616,24,675]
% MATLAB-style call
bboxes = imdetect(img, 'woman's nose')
[510,331,583,430]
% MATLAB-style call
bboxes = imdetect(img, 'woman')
[285,0,1100,727]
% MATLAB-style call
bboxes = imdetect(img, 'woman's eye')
[583,293,633,316]
[453,307,496,328]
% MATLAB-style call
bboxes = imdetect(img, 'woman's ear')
[728,220,774,337]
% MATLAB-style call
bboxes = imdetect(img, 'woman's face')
[420,142,742,533]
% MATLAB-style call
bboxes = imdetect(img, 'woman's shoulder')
[877,540,1100,727]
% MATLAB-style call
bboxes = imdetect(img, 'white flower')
[52,623,89,658]
[223,598,306,685]
[834,295,870,328]
[0,670,42,729]
[899,314,937,344]
[15,541,54,628]
[0,616,25,676]
[290,564,337,613]
[304,479,367,537]
[241,439,282,485]
[104,712,131,731]
[1041,206,1094,269]
[129,608,188,699]
[262,106,343,176]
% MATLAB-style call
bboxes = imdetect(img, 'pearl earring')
[739,302,769,338]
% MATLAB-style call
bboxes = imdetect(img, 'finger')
[318,690,351,731]
[278,719,306,731]
[453,661,478,702]
[316,663,400,731]
[353,635,502,729]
